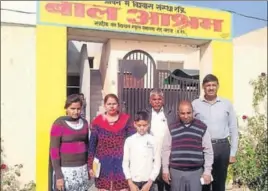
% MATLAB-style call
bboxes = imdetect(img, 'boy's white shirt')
[122,133,161,182]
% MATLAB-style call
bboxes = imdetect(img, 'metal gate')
[118,49,200,117]
[157,69,200,114]
[118,49,156,117]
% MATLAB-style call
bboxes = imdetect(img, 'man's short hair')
[149,88,164,97]
[202,74,219,85]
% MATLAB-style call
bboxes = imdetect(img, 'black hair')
[104,93,119,104]
[64,94,82,109]
[202,74,219,85]
[134,111,149,122]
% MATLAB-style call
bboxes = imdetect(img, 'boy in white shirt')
[122,111,161,191]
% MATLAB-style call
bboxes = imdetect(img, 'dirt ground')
[227,184,250,191]
[88,182,251,191]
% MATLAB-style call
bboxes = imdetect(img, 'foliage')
[1,139,36,191]
[232,73,267,191]
[226,166,234,184]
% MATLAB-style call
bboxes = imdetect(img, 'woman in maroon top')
[49,94,90,191]
[88,94,136,191]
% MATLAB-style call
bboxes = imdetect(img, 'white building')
[2,1,265,190]
[233,27,267,121]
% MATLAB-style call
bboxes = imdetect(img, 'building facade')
[233,27,267,120]
[1,1,234,190]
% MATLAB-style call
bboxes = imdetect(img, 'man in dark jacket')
[144,89,177,191]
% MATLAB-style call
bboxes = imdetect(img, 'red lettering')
[127,9,171,26]
[171,14,188,28]
[127,9,149,25]
[106,7,119,21]
[73,3,85,17]
[199,18,224,32]
[148,12,160,26]
[87,8,105,19]
[158,13,171,26]
[44,2,224,33]
[45,2,72,16]
[199,18,212,30]
[212,19,224,32]
[87,6,119,21]
[45,2,119,20]
[188,17,199,29]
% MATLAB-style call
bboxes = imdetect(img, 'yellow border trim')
[212,40,233,101]
[36,25,67,191]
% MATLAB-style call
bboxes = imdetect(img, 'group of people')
[49,74,238,191]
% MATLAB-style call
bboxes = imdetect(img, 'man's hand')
[56,178,64,191]
[202,174,212,185]
[229,156,236,164]
[141,180,153,191]
[162,173,171,184]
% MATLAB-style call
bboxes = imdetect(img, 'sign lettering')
[38,1,232,40]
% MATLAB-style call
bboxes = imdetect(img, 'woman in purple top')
[88,94,136,191]
[49,94,90,191]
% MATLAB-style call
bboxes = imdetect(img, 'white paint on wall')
[79,44,91,122]
[233,27,267,123]
[1,1,36,25]
[1,24,36,184]
[68,41,103,75]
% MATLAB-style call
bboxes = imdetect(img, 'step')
[91,94,103,100]
[90,109,100,114]
[90,75,102,79]
[90,89,102,94]
[91,80,102,84]
[91,90,102,94]
[91,79,101,83]
[90,102,103,109]
[90,86,102,91]
[90,83,102,88]
[90,70,101,74]
[91,75,102,78]
[90,103,103,109]
[91,75,102,79]
[90,99,103,105]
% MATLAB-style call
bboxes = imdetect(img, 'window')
[157,61,184,72]
[67,75,80,96]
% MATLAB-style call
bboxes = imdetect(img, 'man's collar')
[200,96,221,103]
[179,119,195,127]
[135,132,148,137]
[152,107,164,113]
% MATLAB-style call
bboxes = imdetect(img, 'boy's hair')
[134,111,149,122]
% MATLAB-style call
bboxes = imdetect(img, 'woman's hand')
[128,180,139,191]
[89,169,95,178]
[56,178,64,191]
[141,180,153,191]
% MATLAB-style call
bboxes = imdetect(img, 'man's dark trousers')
[202,139,230,191]
[155,176,170,191]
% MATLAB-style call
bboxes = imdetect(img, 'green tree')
[1,139,36,191]
[232,73,267,190]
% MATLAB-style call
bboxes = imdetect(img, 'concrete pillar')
[36,25,67,191]
[199,41,233,101]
